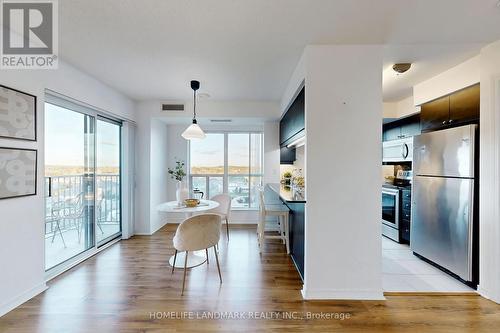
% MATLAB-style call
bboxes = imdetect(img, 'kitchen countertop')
[268,183,306,203]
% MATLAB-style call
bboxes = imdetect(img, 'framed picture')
[0,85,37,141]
[0,147,37,199]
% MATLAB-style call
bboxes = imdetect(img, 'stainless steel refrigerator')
[411,124,477,283]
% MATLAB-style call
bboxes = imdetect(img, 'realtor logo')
[1,0,58,69]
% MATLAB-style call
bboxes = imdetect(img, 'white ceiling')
[58,0,500,102]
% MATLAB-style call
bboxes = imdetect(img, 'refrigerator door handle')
[466,180,474,281]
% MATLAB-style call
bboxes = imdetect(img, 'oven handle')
[382,188,400,196]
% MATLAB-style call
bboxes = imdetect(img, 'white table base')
[157,200,220,269]
[169,251,207,268]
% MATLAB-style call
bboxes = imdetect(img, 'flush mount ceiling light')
[392,63,412,74]
[181,80,206,140]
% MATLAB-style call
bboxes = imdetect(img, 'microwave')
[382,137,413,163]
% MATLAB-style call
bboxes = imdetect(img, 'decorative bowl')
[184,198,200,207]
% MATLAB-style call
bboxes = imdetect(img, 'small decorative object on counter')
[168,159,189,206]
[282,171,293,185]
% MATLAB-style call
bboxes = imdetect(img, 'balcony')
[45,174,120,269]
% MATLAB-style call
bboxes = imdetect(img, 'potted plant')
[283,171,293,186]
[168,159,188,206]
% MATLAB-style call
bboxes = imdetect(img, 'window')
[189,132,263,209]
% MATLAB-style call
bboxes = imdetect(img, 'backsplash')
[280,145,305,180]
[382,164,412,183]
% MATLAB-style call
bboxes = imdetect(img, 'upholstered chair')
[172,214,222,295]
[209,194,232,240]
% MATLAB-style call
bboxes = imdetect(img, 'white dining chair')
[209,194,232,240]
[257,188,290,254]
[172,214,222,295]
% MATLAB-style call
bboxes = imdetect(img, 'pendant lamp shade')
[182,121,206,140]
[182,80,205,140]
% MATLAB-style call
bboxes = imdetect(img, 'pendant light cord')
[193,89,197,122]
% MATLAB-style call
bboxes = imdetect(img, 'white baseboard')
[301,287,385,300]
[0,283,48,317]
[477,285,500,304]
[150,219,168,235]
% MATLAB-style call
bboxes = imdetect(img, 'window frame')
[188,131,264,210]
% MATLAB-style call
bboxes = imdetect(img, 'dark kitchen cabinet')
[420,95,450,132]
[400,189,411,244]
[401,121,421,138]
[382,114,421,141]
[449,84,480,126]
[280,88,305,146]
[383,126,401,141]
[280,146,296,165]
[420,84,479,132]
[285,202,305,280]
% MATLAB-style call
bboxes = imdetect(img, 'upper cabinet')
[420,95,450,132]
[280,146,296,165]
[420,84,479,132]
[382,113,421,142]
[449,84,480,126]
[280,88,305,147]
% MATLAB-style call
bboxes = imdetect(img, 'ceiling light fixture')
[392,63,412,74]
[181,80,206,140]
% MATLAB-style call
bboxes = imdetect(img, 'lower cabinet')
[284,201,305,280]
[400,189,411,244]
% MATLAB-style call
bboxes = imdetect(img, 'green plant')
[168,160,186,181]
[283,171,293,178]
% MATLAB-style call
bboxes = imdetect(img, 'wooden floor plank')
[1,224,499,332]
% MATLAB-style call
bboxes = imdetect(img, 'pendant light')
[181,80,206,140]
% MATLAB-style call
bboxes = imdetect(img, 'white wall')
[149,120,170,233]
[413,55,480,106]
[134,104,152,234]
[281,53,306,114]
[0,61,135,316]
[302,45,384,300]
[478,40,500,304]
[263,122,280,184]
[383,96,420,119]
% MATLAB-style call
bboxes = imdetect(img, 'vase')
[176,180,189,206]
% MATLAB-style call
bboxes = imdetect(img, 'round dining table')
[157,199,220,268]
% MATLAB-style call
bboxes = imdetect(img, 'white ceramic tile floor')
[382,236,476,293]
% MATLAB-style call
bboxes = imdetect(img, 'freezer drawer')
[411,176,473,281]
[413,124,476,178]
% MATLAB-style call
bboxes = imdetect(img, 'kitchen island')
[267,184,305,280]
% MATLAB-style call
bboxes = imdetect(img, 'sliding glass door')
[96,117,121,245]
[44,103,95,270]
[44,100,122,271]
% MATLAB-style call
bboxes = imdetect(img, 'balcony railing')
[44,174,120,237]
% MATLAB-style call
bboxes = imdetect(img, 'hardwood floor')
[1,224,500,332]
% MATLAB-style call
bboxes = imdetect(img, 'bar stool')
[257,188,290,254]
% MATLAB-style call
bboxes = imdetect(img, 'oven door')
[382,188,399,229]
